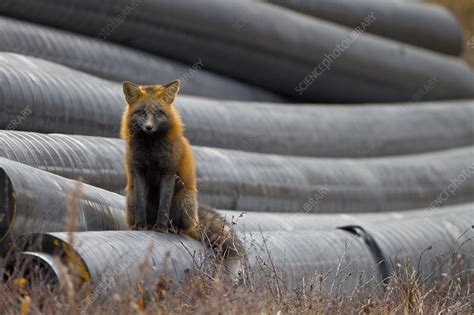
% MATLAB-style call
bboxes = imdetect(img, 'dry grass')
[427,0,474,67]
[1,249,473,315]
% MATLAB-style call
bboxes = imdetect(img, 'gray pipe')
[220,203,474,233]
[0,157,126,254]
[232,204,474,285]
[0,17,282,102]
[179,98,474,157]
[0,131,472,213]
[196,146,474,212]
[1,53,473,157]
[2,159,471,292]
[1,0,473,102]
[1,152,469,240]
[15,230,379,295]
[358,208,474,285]
[266,0,464,55]
[12,205,472,295]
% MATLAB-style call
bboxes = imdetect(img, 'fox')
[120,80,244,273]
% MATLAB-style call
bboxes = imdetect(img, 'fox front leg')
[132,172,149,230]
[153,172,175,233]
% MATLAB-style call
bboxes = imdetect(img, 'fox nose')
[145,125,152,131]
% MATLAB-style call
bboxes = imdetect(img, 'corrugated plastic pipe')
[1,0,473,102]
[11,205,473,295]
[1,53,473,157]
[219,203,474,233]
[14,229,380,295]
[1,153,470,252]
[0,131,473,213]
[0,17,282,102]
[266,0,464,55]
[357,208,474,285]
[0,157,126,254]
[2,161,471,293]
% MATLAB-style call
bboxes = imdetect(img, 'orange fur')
[120,81,198,230]
[178,137,197,192]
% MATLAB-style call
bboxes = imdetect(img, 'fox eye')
[134,109,146,116]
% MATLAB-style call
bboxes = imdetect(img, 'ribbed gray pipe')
[16,230,379,294]
[266,0,464,55]
[1,0,473,102]
[3,162,471,293]
[0,132,126,193]
[220,203,474,233]
[178,98,474,157]
[1,53,473,157]
[227,203,474,287]
[13,205,472,294]
[0,53,124,137]
[0,17,281,102]
[196,146,474,212]
[358,207,474,285]
[0,131,473,213]
[0,157,126,254]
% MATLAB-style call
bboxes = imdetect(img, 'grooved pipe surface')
[14,205,473,293]
[0,17,281,102]
[178,98,474,157]
[1,53,473,157]
[0,53,124,137]
[232,205,474,286]
[220,203,474,232]
[267,0,463,55]
[1,0,473,102]
[360,207,474,285]
[0,157,126,253]
[0,131,473,213]
[17,230,379,294]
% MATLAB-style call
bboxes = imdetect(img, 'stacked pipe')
[0,131,473,213]
[4,165,471,291]
[0,157,126,254]
[266,0,464,55]
[0,17,281,102]
[0,53,473,157]
[0,0,473,298]
[1,0,474,102]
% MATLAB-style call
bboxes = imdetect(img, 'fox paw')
[152,224,168,233]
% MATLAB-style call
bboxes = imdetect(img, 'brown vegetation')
[1,246,473,314]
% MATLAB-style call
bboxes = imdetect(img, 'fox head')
[121,80,183,139]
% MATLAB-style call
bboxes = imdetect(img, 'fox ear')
[161,80,180,104]
[123,81,142,104]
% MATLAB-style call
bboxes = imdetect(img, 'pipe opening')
[4,251,61,292]
[0,167,15,246]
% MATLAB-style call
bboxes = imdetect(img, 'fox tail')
[195,204,246,276]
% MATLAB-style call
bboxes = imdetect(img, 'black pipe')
[267,0,464,55]
[0,17,282,102]
[0,157,126,254]
[12,204,473,294]
[1,54,473,156]
[0,131,472,213]
[1,0,473,102]
[16,229,380,294]
[221,203,474,233]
